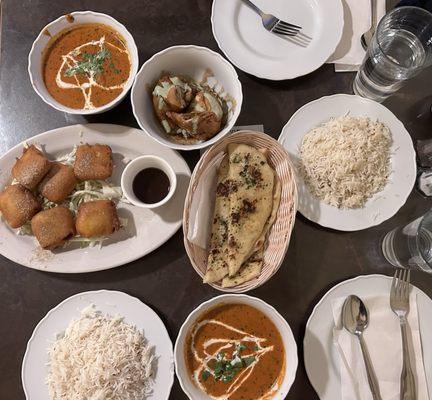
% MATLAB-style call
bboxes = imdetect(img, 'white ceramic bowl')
[121,155,177,209]
[174,294,298,399]
[28,11,139,115]
[131,45,243,151]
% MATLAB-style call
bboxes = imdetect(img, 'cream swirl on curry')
[185,303,285,400]
[43,24,131,110]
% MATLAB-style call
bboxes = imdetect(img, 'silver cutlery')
[342,295,383,400]
[241,0,302,37]
[361,0,376,50]
[390,269,417,400]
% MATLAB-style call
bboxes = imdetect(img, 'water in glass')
[382,210,432,272]
[354,30,426,101]
[353,6,432,102]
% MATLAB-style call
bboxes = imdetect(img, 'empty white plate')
[22,290,174,400]
[211,0,344,80]
[279,94,417,231]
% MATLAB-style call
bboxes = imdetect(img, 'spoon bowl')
[341,295,382,400]
[342,294,369,336]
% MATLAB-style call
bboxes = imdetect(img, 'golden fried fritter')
[12,145,51,189]
[74,144,113,180]
[76,199,120,238]
[39,162,77,203]
[31,206,75,249]
[0,184,41,228]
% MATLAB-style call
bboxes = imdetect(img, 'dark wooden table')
[1,1,431,399]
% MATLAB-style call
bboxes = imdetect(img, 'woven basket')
[183,131,298,293]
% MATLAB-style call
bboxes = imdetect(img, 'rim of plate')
[303,274,432,399]
[0,123,191,273]
[210,0,344,80]
[21,289,175,400]
[278,94,417,231]
[131,44,243,151]
[28,11,139,115]
[174,293,298,399]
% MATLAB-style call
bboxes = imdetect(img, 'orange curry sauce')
[43,23,131,110]
[185,304,285,400]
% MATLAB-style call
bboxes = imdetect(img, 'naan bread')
[204,144,281,287]
[222,252,263,288]
[222,175,281,287]
[226,144,275,277]
[204,156,230,283]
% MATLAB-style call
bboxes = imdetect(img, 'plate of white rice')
[279,94,416,231]
[21,290,174,400]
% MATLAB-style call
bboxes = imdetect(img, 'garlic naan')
[204,156,230,283]
[222,174,281,287]
[226,144,275,277]
[204,143,280,287]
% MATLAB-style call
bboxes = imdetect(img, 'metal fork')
[390,269,416,400]
[241,0,302,37]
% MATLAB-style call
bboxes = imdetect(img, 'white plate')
[304,274,432,400]
[174,294,298,399]
[0,124,191,273]
[211,0,344,80]
[22,290,174,400]
[279,94,417,231]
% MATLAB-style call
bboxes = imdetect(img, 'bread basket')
[183,131,298,293]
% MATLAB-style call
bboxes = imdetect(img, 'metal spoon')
[361,0,376,50]
[342,295,383,400]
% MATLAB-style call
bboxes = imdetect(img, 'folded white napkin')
[328,0,386,72]
[332,294,430,400]
[187,153,223,249]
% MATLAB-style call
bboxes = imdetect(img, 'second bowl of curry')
[174,294,298,400]
[28,11,139,114]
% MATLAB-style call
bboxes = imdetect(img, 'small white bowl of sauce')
[28,11,139,114]
[121,155,177,209]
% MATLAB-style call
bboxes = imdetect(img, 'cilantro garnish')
[202,370,211,381]
[206,345,256,383]
[65,47,119,77]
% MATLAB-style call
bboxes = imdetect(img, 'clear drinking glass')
[382,209,432,272]
[353,6,432,102]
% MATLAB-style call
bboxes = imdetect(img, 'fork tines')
[272,20,302,36]
[392,268,411,299]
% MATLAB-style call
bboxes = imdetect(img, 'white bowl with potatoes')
[131,45,243,151]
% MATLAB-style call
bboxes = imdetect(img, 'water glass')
[353,6,432,102]
[382,209,432,272]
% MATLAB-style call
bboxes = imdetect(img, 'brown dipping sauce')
[42,23,131,110]
[185,303,285,400]
[132,168,171,204]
